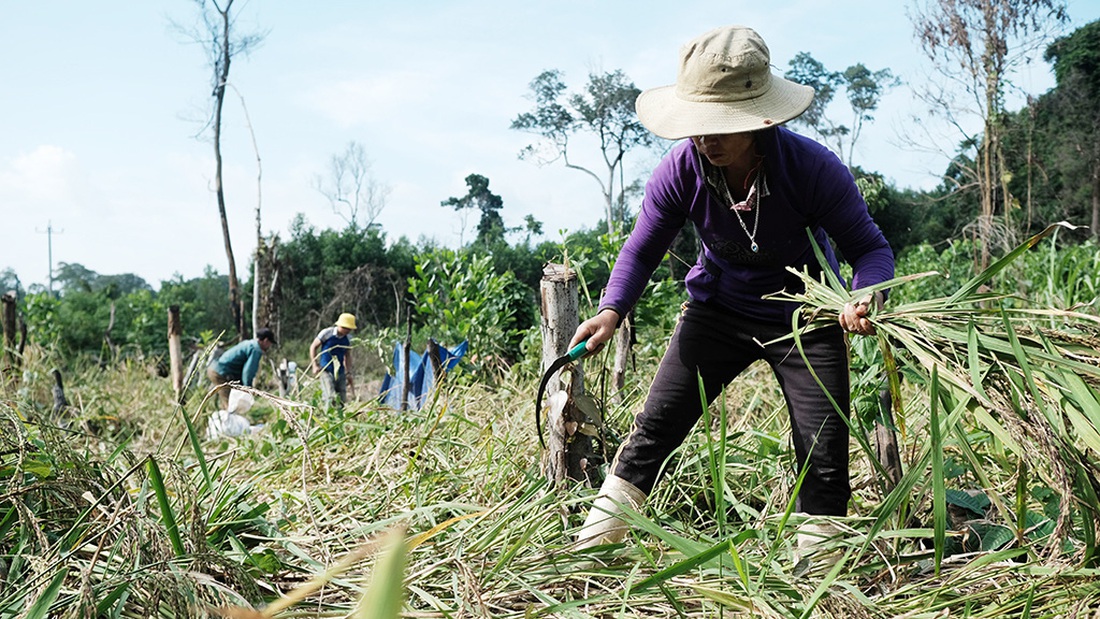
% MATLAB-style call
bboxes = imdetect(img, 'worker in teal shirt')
[207,327,276,409]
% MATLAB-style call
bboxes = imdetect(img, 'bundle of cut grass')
[764,222,1100,591]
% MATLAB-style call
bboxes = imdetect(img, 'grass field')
[4,226,1100,617]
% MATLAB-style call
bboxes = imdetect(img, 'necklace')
[722,171,762,253]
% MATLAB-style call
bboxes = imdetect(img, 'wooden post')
[2,291,16,358]
[401,307,412,411]
[427,339,443,379]
[2,291,18,385]
[51,368,68,415]
[539,263,589,485]
[611,311,634,402]
[168,306,183,401]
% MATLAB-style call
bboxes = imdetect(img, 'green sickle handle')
[566,340,590,362]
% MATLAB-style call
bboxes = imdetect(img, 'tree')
[1043,20,1100,238]
[512,70,656,234]
[181,0,266,341]
[158,267,238,341]
[278,215,413,337]
[313,141,391,229]
[441,174,505,246]
[51,263,150,297]
[785,52,899,167]
[911,0,1068,271]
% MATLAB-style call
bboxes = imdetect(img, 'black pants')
[610,301,851,516]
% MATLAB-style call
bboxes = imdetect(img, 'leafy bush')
[406,248,535,375]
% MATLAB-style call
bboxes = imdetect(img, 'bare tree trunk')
[264,242,281,340]
[604,171,615,235]
[168,305,184,402]
[611,311,634,403]
[214,94,244,340]
[252,252,259,337]
[180,0,265,341]
[212,0,244,341]
[539,263,594,485]
[252,238,279,337]
[222,82,265,339]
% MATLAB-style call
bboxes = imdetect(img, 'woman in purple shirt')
[573,25,894,557]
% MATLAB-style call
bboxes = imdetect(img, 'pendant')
[751,242,759,253]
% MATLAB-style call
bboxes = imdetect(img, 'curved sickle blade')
[534,340,590,450]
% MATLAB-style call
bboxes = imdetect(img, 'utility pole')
[35,221,62,296]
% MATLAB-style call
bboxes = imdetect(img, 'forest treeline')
[1,20,1097,374]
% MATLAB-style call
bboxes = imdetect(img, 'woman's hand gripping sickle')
[570,308,621,354]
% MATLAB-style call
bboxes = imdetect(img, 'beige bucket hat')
[636,25,815,140]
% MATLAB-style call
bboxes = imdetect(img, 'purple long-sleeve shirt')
[600,126,894,324]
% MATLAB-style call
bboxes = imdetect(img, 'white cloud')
[0,145,84,204]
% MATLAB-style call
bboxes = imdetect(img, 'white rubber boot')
[793,514,843,573]
[575,475,647,549]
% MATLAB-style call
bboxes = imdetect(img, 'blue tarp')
[379,340,468,410]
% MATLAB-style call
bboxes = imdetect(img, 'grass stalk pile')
[3,222,1100,617]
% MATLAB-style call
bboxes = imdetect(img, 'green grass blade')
[930,366,946,575]
[353,526,408,619]
[999,307,1058,432]
[629,538,735,594]
[1016,460,1028,544]
[797,549,852,619]
[179,401,213,492]
[700,374,728,537]
[949,418,1015,536]
[946,222,1079,305]
[805,228,847,292]
[147,456,185,556]
[24,567,67,619]
[967,321,988,400]
[95,584,130,616]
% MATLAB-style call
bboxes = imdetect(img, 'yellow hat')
[336,313,358,330]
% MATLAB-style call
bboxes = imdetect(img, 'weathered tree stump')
[539,263,600,486]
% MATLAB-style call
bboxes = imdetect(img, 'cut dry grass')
[6,225,1100,617]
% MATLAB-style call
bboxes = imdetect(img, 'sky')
[1,1,1096,291]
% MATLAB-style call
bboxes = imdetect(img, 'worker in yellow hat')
[309,313,357,406]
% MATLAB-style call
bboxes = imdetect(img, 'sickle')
[535,339,590,449]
